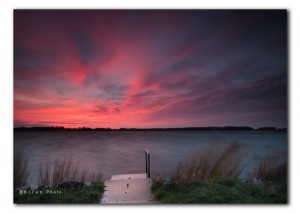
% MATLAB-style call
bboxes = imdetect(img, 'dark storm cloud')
[72,32,96,66]
[146,68,287,127]
[14,45,60,74]
[93,104,121,115]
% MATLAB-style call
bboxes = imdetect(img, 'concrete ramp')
[101,173,156,204]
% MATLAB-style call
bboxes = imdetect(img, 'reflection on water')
[14,131,287,187]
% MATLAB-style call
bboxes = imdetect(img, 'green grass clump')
[14,181,104,204]
[152,178,287,204]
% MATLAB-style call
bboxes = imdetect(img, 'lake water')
[14,131,287,187]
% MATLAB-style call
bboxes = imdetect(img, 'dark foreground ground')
[14,182,104,204]
[151,178,287,204]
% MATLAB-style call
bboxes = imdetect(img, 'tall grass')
[172,142,287,183]
[14,156,104,203]
[173,142,245,182]
[14,153,29,188]
[37,159,103,186]
[254,155,287,182]
[14,154,102,188]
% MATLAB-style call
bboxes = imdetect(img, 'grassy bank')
[152,178,287,204]
[152,142,287,204]
[14,181,104,204]
[14,156,104,204]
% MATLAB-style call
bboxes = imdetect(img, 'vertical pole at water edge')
[145,150,148,174]
[147,152,150,178]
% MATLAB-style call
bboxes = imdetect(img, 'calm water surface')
[14,131,287,187]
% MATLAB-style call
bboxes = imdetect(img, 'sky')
[14,10,287,129]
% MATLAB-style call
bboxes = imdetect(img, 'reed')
[14,153,29,188]
[173,142,245,182]
[152,142,287,204]
[37,158,103,186]
[254,155,287,182]
[172,142,287,183]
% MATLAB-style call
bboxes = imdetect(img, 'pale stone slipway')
[100,173,158,204]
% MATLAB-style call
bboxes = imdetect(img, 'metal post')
[145,150,148,174]
[147,152,150,178]
[145,149,150,179]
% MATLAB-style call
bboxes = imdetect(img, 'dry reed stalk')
[14,154,29,188]
[37,158,103,186]
[254,155,287,182]
[174,142,245,182]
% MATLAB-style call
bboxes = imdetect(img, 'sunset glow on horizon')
[14,10,287,128]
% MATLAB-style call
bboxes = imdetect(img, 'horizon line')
[13,125,287,131]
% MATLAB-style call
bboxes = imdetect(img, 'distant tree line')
[14,126,287,132]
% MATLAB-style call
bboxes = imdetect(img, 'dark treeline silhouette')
[257,127,276,131]
[14,126,286,132]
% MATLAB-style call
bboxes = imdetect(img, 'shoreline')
[14,126,287,132]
